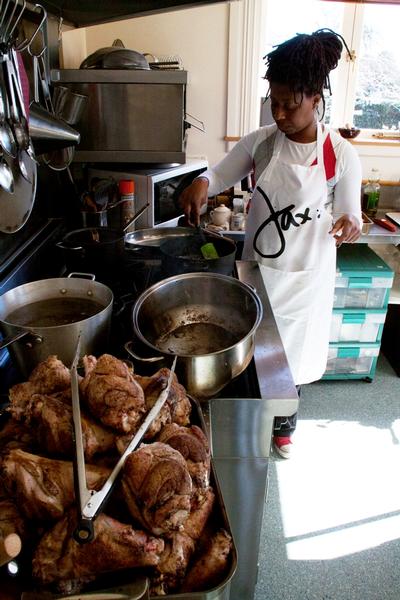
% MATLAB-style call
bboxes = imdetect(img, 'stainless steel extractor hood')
[39,0,238,28]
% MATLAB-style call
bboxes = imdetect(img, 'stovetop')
[0,243,261,400]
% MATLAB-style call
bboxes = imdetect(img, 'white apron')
[243,123,336,385]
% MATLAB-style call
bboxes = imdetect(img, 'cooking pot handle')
[67,272,96,281]
[56,241,84,252]
[0,329,43,351]
[124,341,164,363]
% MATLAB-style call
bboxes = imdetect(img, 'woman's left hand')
[330,214,362,247]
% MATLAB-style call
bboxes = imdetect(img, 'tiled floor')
[255,354,400,600]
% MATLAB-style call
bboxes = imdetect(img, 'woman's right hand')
[179,178,209,226]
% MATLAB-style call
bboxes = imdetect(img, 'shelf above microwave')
[51,69,187,85]
[73,150,186,164]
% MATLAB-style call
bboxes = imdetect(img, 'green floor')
[255,354,400,600]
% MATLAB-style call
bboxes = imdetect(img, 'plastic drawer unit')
[330,308,387,343]
[333,245,394,309]
[323,245,394,381]
[323,343,380,382]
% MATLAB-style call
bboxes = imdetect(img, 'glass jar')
[362,169,381,218]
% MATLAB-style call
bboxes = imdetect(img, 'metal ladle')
[4,52,31,181]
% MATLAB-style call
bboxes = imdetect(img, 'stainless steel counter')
[205,260,298,600]
[221,210,400,245]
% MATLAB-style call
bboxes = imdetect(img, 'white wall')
[61,4,230,166]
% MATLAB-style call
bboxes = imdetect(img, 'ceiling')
[40,0,233,27]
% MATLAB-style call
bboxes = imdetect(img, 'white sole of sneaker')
[273,442,292,458]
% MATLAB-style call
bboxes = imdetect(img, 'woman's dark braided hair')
[264,28,352,119]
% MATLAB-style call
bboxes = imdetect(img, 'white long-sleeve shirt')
[201,124,362,223]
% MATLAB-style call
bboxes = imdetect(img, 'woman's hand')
[330,214,362,247]
[179,178,209,226]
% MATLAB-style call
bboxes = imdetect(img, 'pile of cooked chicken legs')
[0,354,232,596]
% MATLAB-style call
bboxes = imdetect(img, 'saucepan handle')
[56,241,84,252]
[124,340,164,363]
[0,329,42,351]
[68,272,96,281]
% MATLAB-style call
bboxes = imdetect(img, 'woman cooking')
[180,29,362,458]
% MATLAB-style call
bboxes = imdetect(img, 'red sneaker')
[273,436,292,458]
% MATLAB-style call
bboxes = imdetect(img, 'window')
[226,0,400,138]
[261,0,400,131]
[353,3,400,130]
[261,0,343,125]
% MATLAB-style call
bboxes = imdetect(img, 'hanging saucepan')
[0,274,113,377]
[56,203,150,279]
[126,272,263,398]
[159,230,237,277]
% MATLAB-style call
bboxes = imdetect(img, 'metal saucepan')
[0,274,113,377]
[127,272,263,398]
[56,203,150,278]
[159,230,236,277]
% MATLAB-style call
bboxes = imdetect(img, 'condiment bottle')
[118,179,136,228]
[363,169,381,218]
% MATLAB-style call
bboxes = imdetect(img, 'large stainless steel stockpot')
[0,274,113,376]
[130,272,263,398]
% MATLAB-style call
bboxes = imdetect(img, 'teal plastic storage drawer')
[329,308,387,343]
[334,245,394,309]
[322,343,380,381]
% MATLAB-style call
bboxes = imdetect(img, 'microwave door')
[154,181,182,226]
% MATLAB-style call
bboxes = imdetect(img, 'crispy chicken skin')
[122,442,192,535]
[183,486,215,541]
[150,486,216,594]
[158,423,211,488]
[0,418,36,455]
[28,355,71,394]
[0,497,26,540]
[1,449,110,521]
[180,529,233,593]
[139,368,191,439]
[8,391,115,460]
[115,369,193,454]
[32,511,165,589]
[81,354,146,433]
[150,531,196,595]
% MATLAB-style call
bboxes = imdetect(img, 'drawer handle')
[342,314,366,324]
[338,348,360,358]
[348,277,372,288]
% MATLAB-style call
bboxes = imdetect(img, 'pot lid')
[0,152,37,234]
[80,48,150,70]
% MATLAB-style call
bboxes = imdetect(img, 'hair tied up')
[264,28,351,119]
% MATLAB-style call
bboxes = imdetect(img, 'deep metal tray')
[0,396,237,600]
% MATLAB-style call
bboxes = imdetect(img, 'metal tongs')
[70,334,177,544]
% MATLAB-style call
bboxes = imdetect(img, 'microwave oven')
[88,159,208,229]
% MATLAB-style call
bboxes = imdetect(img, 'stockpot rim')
[132,271,263,358]
[0,276,114,330]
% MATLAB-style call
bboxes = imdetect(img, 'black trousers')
[273,385,301,437]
